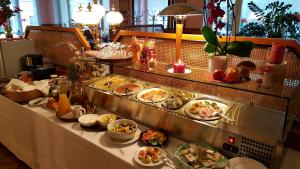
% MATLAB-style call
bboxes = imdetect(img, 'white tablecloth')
[0,96,181,169]
[1,96,298,169]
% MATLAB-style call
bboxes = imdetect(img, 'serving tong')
[212,111,234,122]
[159,143,177,169]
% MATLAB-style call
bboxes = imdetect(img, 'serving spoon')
[212,111,233,122]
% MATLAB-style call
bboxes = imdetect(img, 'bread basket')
[5,89,44,102]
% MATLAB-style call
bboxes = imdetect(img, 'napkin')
[5,79,50,96]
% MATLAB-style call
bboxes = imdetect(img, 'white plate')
[134,147,166,167]
[28,97,48,106]
[137,88,169,103]
[167,67,192,74]
[226,157,267,169]
[107,128,141,145]
[184,99,228,121]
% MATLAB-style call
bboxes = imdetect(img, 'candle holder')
[158,4,202,74]
[167,60,192,74]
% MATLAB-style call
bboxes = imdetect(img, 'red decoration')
[173,59,185,73]
[269,42,285,64]
[140,40,156,64]
[206,0,226,31]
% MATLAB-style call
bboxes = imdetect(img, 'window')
[133,0,168,28]
[0,0,38,36]
[11,0,38,35]
[240,0,299,26]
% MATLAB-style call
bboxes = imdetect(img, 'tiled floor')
[0,144,30,169]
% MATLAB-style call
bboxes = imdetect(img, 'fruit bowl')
[107,119,137,141]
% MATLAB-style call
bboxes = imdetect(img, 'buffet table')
[0,96,180,169]
[0,94,299,169]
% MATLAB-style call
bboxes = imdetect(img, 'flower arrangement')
[202,0,254,57]
[67,44,83,83]
[0,0,21,37]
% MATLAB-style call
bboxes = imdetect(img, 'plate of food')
[170,90,194,101]
[113,82,143,96]
[137,88,169,103]
[161,96,184,110]
[92,75,129,92]
[107,119,137,141]
[139,129,168,146]
[107,128,141,145]
[184,99,228,121]
[161,90,193,110]
[134,147,166,167]
[174,142,228,169]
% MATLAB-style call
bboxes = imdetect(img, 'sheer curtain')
[10,0,38,35]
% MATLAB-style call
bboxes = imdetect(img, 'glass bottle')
[56,76,72,120]
[69,80,86,107]
[140,39,156,64]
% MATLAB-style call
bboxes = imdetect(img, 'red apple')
[223,67,241,83]
[212,69,225,81]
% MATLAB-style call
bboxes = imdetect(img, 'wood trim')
[113,30,300,56]
[73,28,91,50]
[25,26,91,50]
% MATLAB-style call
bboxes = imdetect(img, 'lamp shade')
[106,11,124,25]
[73,4,105,24]
[158,3,203,16]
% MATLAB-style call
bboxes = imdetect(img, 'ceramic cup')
[71,105,86,119]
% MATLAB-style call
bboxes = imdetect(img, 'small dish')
[78,114,99,127]
[98,113,117,128]
[139,129,168,146]
[134,146,166,167]
[225,157,267,169]
[107,119,137,141]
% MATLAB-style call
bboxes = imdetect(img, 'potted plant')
[0,0,21,38]
[202,0,254,73]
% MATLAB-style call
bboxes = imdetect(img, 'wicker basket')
[5,89,44,102]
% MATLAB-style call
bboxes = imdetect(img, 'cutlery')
[212,111,233,122]
[32,97,47,105]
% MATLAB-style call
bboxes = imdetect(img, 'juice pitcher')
[56,76,72,120]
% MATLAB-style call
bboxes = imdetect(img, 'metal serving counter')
[84,74,291,169]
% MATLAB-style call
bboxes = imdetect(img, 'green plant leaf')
[201,26,219,46]
[204,42,217,53]
[226,41,254,57]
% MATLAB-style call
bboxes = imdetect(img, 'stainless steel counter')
[84,74,292,169]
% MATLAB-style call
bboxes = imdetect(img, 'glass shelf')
[115,62,299,99]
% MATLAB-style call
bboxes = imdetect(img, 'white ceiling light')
[106,5,124,26]
[73,2,105,25]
